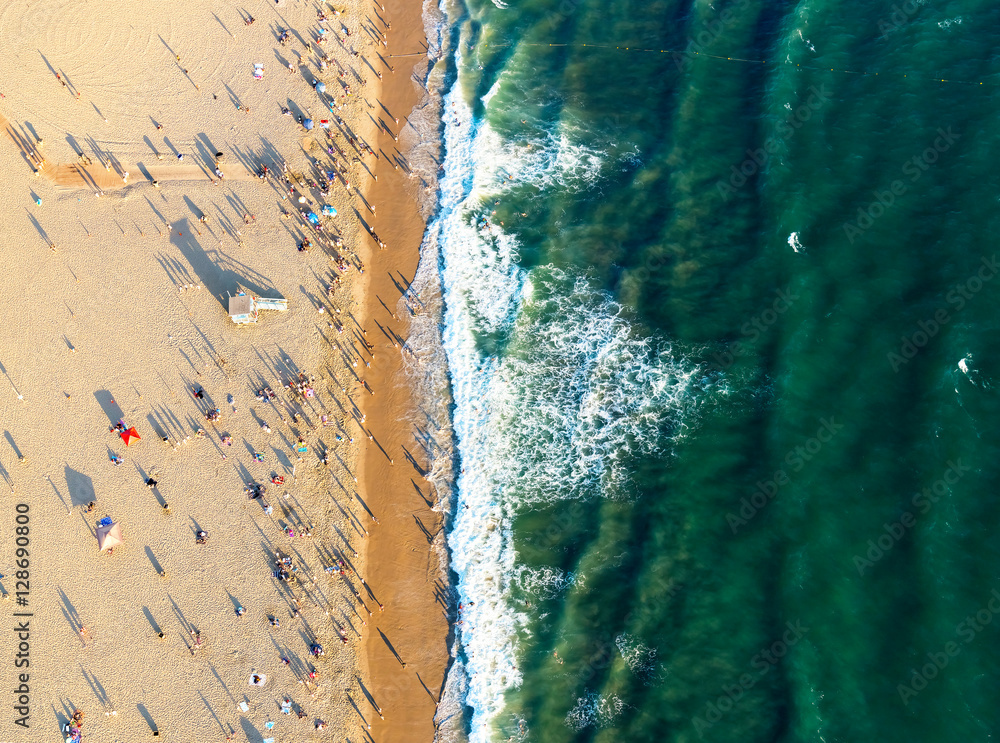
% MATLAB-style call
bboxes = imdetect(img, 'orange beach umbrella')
[120,427,140,446]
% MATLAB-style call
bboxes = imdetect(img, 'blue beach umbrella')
[316,82,327,94]
[303,118,314,130]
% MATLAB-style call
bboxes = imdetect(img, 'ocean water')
[416,0,1000,741]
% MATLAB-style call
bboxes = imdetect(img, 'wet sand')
[353,0,452,740]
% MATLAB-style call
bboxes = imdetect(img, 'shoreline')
[354,0,452,741]
[0,1,444,740]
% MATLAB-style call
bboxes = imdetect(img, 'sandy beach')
[0,1,446,741]
[352,0,452,739]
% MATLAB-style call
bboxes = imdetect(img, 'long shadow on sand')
[168,219,276,308]
[239,716,265,743]
[65,466,95,508]
[93,390,125,426]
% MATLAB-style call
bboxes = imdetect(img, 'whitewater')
[408,30,719,739]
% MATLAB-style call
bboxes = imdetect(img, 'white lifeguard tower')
[228,292,288,324]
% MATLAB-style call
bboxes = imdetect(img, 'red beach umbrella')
[120,427,141,446]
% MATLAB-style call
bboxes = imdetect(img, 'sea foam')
[418,28,709,743]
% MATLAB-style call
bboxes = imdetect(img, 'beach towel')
[253,63,264,80]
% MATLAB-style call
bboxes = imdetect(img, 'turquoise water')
[425,1,1000,740]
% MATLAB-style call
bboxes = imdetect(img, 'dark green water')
[430,1,1000,741]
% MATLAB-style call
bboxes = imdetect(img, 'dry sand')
[0,1,447,742]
